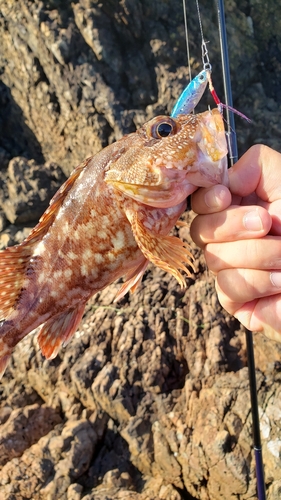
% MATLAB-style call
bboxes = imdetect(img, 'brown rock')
[1,1,281,499]
[0,404,62,466]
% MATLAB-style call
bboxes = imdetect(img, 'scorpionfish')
[0,109,228,377]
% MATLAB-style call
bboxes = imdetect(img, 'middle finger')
[190,205,271,248]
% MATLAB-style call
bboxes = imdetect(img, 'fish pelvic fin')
[0,339,12,380]
[128,212,195,288]
[0,325,15,379]
[0,353,12,380]
[37,302,86,360]
[114,258,149,302]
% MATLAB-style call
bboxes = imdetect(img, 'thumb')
[229,145,281,203]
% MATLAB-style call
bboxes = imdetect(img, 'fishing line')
[195,0,212,71]
[179,1,266,498]
[182,0,192,83]
[194,0,250,125]
[190,0,217,333]
[195,0,205,51]
[216,0,237,164]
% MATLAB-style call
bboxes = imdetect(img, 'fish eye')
[157,122,173,137]
[199,73,205,81]
[150,117,177,139]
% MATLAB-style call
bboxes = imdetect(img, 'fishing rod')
[179,2,266,497]
[216,1,266,499]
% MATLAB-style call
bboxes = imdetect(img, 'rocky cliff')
[0,1,281,499]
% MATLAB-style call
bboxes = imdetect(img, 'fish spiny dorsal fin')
[37,302,86,359]
[128,211,195,288]
[0,159,88,320]
[25,159,88,245]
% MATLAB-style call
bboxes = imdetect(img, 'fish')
[171,69,208,117]
[0,108,228,377]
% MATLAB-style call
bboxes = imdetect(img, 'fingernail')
[243,210,263,231]
[204,186,225,209]
[270,272,281,288]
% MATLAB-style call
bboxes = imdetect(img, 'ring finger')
[216,268,281,304]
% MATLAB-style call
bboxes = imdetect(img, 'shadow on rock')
[0,81,44,167]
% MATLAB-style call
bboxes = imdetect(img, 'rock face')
[0,1,281,499]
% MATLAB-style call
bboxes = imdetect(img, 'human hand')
[190,145,281,341]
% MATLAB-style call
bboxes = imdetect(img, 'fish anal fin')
[114,259,149,302]
[0,351,12,380]
[129,213,195,288]
[37,302,86,360]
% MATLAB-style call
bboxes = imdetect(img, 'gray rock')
[1,157,66,224]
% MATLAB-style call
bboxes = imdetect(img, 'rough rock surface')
[0,1,281,499]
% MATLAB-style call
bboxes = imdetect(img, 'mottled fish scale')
[0,109,228,377]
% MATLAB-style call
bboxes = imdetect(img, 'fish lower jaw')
[186,155,229,188]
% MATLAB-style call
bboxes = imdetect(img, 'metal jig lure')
[171,69,208,117]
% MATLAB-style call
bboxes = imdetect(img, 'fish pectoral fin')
[37,302,86,360]
[129,212,195,288]
[114,258,149,302]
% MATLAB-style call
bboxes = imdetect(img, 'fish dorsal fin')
[25,159,88,245]
[37,302,86,359]
[127,211,195,288]
[0,160,88,320]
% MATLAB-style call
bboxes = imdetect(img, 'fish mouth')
[184,153,229,189]
[108,154,229,210]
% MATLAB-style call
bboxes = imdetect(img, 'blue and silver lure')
[171,69,208,117]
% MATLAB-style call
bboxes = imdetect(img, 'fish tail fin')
[0,244,33,319]
[38,302,86,360]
